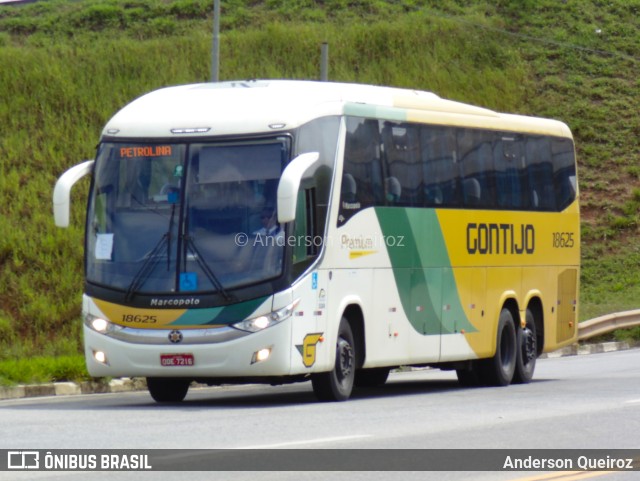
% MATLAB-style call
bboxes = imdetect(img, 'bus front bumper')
[83,321,293,379]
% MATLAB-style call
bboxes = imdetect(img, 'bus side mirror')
[277,152,319,223]
[53,160,95,227]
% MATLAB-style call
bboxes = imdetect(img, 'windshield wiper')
[166,202,176,270]
[125,202,178,302]
[124,234,169,302]
[184,236,234,302]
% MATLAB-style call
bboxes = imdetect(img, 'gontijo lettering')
[467,223,535,255]
[119,146,172,158]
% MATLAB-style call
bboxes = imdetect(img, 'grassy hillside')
[0,0,639,380]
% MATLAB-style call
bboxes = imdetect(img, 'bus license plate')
[160,354,194,367]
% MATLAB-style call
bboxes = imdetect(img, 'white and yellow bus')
[54,80,579,402]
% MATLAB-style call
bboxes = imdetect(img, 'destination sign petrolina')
[119,146,172,158]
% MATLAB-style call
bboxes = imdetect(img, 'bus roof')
[102,80,572,139]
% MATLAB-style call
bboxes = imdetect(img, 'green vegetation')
[1,0,639,384]
[0,355,87,386]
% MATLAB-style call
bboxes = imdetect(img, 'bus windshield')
[86,140,288,297]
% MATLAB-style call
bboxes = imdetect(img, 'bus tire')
[513,308,537,384]
[480,308,516,386]
[146,377,190,403]
[311,317,356,401]
[354,367,390,388]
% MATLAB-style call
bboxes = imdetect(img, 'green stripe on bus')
[169,295,270,326]
[343,103,407,122]
[375,207,476,335]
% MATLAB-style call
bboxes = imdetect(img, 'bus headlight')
[91,317,109,333]
[84,314,123,335]
[232,299,299,333]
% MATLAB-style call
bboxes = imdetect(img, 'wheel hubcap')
[337,338,354,382]
[522,327,536,363]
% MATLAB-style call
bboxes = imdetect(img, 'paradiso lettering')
[466,223,535,255]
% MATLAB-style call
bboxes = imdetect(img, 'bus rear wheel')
[146,377,190,403]
[311,317,356,401]
[513,308,537,384]
[479,308,516,386]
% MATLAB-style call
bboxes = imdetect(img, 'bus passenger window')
[458,129,495,208]
[382,122,422,206]
[420,125,458,208]
[339,117,384,225]
[385,177,402,204]
[341,174,357,203]
[494,135,526,209]
[524,137,556,211]
[552,138,577,211]
[462,178,481,206]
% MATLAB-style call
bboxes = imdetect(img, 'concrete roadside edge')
[538,340,639,358]
[0,377,149,401]
[1,341,638,401]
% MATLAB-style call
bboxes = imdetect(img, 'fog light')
[251,348,271,364]
[93,350,108,365]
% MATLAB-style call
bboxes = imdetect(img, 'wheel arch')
[488,292,519,358]
[502,297,520,329]
[525,295,545,356]
[341,303,366,370]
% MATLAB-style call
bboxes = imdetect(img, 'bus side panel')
[324,207,446,367]
[289,270,332,375]
[438,267,486,362]
[374,207,478,364]
[436,206,580,358]
[556,268,578,345]
[324,267,373,370]
[463,267,520,359]
[408,267,442,363]
[369,268,411,366]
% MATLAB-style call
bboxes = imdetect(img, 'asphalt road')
[1,349,639,481]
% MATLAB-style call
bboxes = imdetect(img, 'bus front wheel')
[146,377,190,403]
[480,308,517,386]
[311,317,356,401]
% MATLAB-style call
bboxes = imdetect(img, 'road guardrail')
[578,309,640,341]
